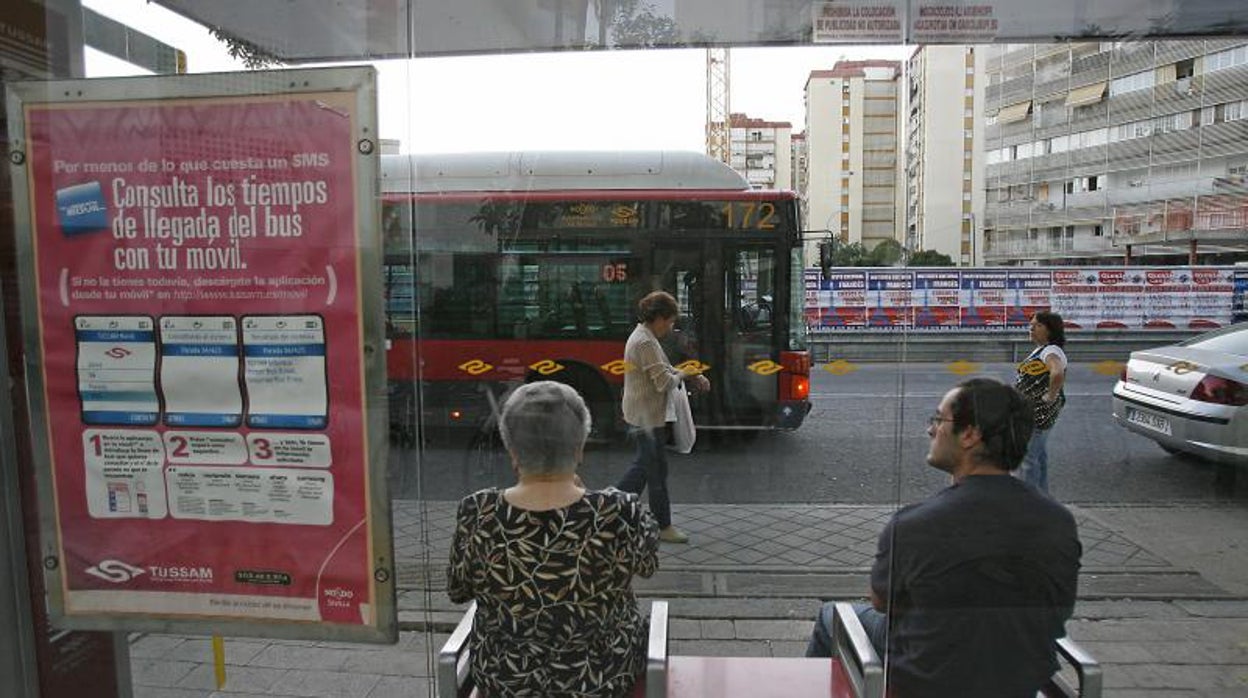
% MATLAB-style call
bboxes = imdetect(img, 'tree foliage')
[607,0,682,47]
[209,27,283,70]
[908,249,955,266]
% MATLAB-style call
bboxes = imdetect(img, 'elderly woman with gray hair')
[447,381,660,697]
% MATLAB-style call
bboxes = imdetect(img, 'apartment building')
[791,131,808,226]
[905,45,986,265]
[803,60,904,263]
[728,113,793,190]
[982,41,1248,265]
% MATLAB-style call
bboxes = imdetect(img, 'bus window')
[422,253,496,338]
[731,247,776,335]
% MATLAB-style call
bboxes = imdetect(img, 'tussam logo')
[85,559,146,584]
[149,565,214,583]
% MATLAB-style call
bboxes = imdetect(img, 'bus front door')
[650,244,726,429]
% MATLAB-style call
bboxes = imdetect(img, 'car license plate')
[1127,407,1171,435]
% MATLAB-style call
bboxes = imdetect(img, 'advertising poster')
[807,266,1240,332]
[1049,269,1099,330]
[1006,270,1051,327]
[1189,267,1235,330]
[1234,269,1248,324]
[910,2,999,43]
[811,1,904,43]
[818,270,868,327]
[866,270,914,328]
[9,69,393,641]
[913,270,961,329]
[1094,268,1145,329]
[959,270,1007,328]
[1142,268,1190,329]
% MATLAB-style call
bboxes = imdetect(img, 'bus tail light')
[790,375,810,401]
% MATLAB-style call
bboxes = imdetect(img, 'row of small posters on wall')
[804,267,1248,331]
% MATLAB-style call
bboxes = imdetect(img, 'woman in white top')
[1014,311,1068,493]
[616,291,710,543]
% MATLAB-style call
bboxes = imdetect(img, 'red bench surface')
[666,656,857,698]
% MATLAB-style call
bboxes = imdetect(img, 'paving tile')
[177,663,288,693]
[168,638,268,666]
[700,619,735,640]
[769,641,809,658]
[733,619,813,641]
[246,645,356,671]
[365,676,432,698]
[339,649,438,677]
[129,634,187,659]
[265,669,381,698]
[132,657,199,687]
[670,639,770,657]
[134,686,209,698]
[669,618,701,640]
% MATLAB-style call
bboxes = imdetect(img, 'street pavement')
[130,498,1248,697]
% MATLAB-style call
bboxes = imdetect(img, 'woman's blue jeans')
[616,425,672,528]
[1019,427,1051,493]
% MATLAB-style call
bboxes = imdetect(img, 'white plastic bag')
[667,384,696,454]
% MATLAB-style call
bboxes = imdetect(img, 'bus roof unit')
[381,151,751,194]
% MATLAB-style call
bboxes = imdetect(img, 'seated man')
[807,378,1082,698]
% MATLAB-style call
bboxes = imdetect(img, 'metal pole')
[0,288,40,698]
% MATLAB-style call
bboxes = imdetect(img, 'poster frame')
[5,66,395,643]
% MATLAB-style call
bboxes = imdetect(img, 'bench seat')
[439,600,1099,698]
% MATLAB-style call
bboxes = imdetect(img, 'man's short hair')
[950,378,1035,471]
[498,381,592,475]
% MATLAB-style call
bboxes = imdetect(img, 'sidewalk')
[130,500,1248,697]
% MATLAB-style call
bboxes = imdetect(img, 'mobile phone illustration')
[242,315,328,429]
[160,316,243,427]
[75,315,159,425]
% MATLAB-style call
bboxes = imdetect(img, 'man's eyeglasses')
[927,413,954,429]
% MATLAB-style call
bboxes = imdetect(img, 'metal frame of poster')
[6,67,395,642]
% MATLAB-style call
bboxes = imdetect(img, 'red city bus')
[381,151,811,441]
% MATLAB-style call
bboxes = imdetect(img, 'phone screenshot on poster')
[242,315,328,429]
[75,315,159,425]
[160,315,244,427]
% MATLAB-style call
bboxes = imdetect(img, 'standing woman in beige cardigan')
[616,291,710,543]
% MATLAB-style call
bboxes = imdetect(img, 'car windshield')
[1180,324,1248,356]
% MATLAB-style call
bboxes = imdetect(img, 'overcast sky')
[84,0,910,153]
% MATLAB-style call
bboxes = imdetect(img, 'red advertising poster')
[1142,268,1190,329]
[1189,267,1235,329]
[959,271,1006,328]
[819,270,867,328]
[14,74,391,639]
[1005,270,1050,327]
[914,270,960,329]
[1050,269,1098,330]
[867,270,914,328]
[1094,269,1144,329]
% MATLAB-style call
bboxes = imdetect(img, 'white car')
[1112,322,1248,465]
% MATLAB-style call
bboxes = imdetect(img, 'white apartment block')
[803,60,904,264]
[983,41,1248,265]
[905,46,986,265]
[728,113,793,190]
[791,131,808,226]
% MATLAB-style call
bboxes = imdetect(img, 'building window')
[1225,100,1247,122]
[1205,44,1248,74]
[1175,58,1195,80]
[1093,224,1104,237]
[1201,106,1216,125]
[1109,70,1155,96]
